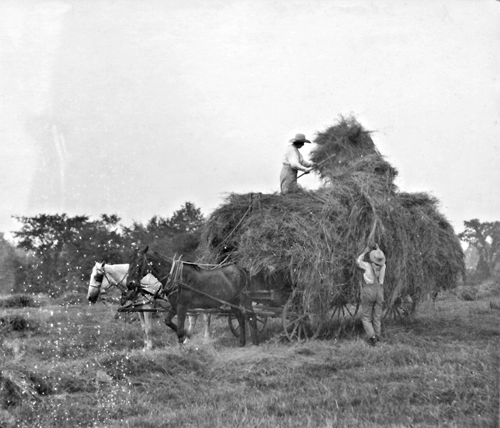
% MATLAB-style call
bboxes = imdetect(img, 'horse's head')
[87,262,106,304]
[126,246,153,297]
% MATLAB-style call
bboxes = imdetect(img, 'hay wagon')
[197,117,465,334]
[118,279,331,342]
[227,286,295,340]
[226,282,355,342]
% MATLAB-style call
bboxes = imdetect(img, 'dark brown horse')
[126,247,259,347]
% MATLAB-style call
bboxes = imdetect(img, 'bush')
[460,290,477,301]
[0,295,38,308]
[0,315,37,333]
[55,291,88,306]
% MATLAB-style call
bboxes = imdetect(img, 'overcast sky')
[0,0,499,237]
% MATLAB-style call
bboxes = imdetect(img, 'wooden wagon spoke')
[297,325,305,341]
[354,301,360,316]
[330,305,338,319]
[228,313,268,338]
[344,305,353,317]
[311,322,323,340]
[282,294,320,342]
[289,323,301,340]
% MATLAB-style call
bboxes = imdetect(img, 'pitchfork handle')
[297,152,337,180]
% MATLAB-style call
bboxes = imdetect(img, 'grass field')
[1,287,499,428]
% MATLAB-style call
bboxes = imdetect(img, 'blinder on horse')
[88,262,131,306]
[127,249,178,301]
[127,251,152,290]
[88,263,106,291]
[92,270,104,287]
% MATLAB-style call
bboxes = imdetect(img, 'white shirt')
[356,254,386,285]
[282,144,312,172]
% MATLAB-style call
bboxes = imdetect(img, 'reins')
[96,263,164,307]
[173,279,249,314]
[132,251,249,313]
[163,255,183,295]
[94,266,129,308]
[99,266,128,295]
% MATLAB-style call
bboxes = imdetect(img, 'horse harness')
[90,264,128,295]
[93,264,161,311]
[133,252,252,314]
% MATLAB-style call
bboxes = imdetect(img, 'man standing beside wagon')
[356,243,386,346]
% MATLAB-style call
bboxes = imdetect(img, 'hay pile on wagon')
[198,117,464,321]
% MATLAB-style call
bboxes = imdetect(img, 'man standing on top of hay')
[280,133,314,194]
[357,243,386,346]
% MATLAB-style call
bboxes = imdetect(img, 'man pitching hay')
[280,133,314,194]
[357,243,386,346]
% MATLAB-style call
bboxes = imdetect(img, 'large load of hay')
[198,117,464,321]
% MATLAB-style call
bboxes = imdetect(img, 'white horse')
[87,262,210,350]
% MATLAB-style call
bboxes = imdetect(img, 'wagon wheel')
[282,294,322,341]
[383,304,410,321]
[330,301,360,320]
[228,312,268,338]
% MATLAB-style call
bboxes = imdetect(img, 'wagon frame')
[118,279,328,342]
[119,253,364,342]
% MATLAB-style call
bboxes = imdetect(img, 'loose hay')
[198,117,464,324]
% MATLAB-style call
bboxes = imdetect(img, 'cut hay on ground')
[198,117,464,323]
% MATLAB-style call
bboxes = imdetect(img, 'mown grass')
[1,290,499,428]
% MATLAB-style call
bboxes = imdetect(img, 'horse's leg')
[164,309,178,333]
[142,312,153,350]
[242,295,258,346]
[432,291,438,309]
[203,313,211,341]
[233,308,246,347]
[137,312,148,350]
[186,313,197,337]
[246,311,259,346]
[176,304,188,345]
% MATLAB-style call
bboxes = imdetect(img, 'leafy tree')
[121,215,173,255]
[12,214,130,295]
[0,233,16,294]
[166,202,205,234]
[122,202,205,260]
[167,202,205,259]
[12,214,90,292]
[60,214,130,281]
[9,250,41,295]
[10,203,206,295]
[458,219,500,278]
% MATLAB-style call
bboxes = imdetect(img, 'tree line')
[0,202,205,296]
[458,219,500,282]
[0,213,498,297]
